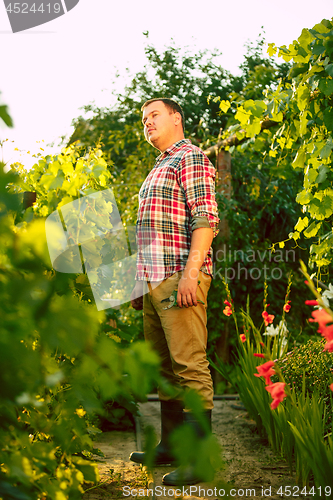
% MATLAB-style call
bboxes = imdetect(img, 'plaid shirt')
[136,139,219,281]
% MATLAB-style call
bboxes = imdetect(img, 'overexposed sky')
[0,0,332,167]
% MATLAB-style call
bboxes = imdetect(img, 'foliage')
[4,135,224,499]
[212,272,333,488]
[218,17,333,274]
[277,339,333,408]
[212,308,333,487]
[68,36,291,227]
[0,91,13,128]
[1,137,160,498]
[289,402,333,496]
[67,36,304,364]
[208,143,309,358]
[11,143,114,218]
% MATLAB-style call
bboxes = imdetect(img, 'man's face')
[142,101,181,152]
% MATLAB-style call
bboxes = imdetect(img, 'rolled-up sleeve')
[177,149,220,237]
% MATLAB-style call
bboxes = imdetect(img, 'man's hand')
[177,273,199,308]
[176,227,213,308]
[130,281,144,310]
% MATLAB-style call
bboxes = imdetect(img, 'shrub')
[278,339,333,397]
[277,338,333,433]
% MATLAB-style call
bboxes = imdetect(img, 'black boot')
[130,400,184,466]
[162,410,213,485]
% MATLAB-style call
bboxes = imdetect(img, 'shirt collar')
[156,139,191,162]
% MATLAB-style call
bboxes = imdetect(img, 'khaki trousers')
[143,271,214,410]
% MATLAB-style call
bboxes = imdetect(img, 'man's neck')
[158,135,186,153]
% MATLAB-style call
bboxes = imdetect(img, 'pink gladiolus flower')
[253,353,265,358]
[321,324,333,342]
[240,334,246,343]
[265,382,287,410]
[305,300,319,306]
[283,301,291,312]
[324,340,333,352]
[223,305,232,316]
[308,307,333,352]
[309,309,333,333]
[254,360,276,385]
[262,310,275,326]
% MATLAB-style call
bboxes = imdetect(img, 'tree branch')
[203,117,279,157]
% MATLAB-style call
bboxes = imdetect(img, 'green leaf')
[306,168,318,185]
[299,110,309,136]
[289,63,309,78]
[297,85,311,111]
[49,171,65,190]
[0,105,13,127]
[295,216,309,232]
[246,118,261,137]
[296,190,313,205]
[235,106,250,125]
[318,78,333,96]
[323,107,333,131]
[309,195,333,219]
[319,137,333,160]
[289,231,300,240]
[315,165,330,183]
[304,221,321,238]
[219,100,231,113]
[312,40,326,56]
[325,63,333,77]
[292,148,306,169]
[267,43,277,57]
[298,28,313,50]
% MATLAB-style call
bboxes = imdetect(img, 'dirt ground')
[82,399,311,500]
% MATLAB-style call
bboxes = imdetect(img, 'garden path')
[83,399,312,500]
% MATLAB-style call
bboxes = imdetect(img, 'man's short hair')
[141,98,185,132]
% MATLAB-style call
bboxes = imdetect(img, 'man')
[129,98,219,485]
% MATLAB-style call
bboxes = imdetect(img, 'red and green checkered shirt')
[136,139,219,281]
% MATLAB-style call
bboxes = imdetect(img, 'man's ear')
[173,112,182,126]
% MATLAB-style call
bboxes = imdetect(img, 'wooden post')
[212,150,232,386]
[215,149,232,240]
[23,191,36,209]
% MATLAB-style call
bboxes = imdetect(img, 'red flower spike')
[265,382,287,410]
[239,334,246,343]
[283,301,291,312]
[305,300,319,306]
[321,324,333,342]
[254,360,276,385]
[262,310,275,326]
[223,306,232,317]
[224,300,232,307]
[324,340,333,352]
[253,353,265,358]
[309,309,333,332]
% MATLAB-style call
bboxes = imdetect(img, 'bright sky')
[0,0,332,168]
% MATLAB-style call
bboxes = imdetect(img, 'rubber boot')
[162,410,213,485]
[130,400,184,466]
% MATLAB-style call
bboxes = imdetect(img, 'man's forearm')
[183,227,214,279]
